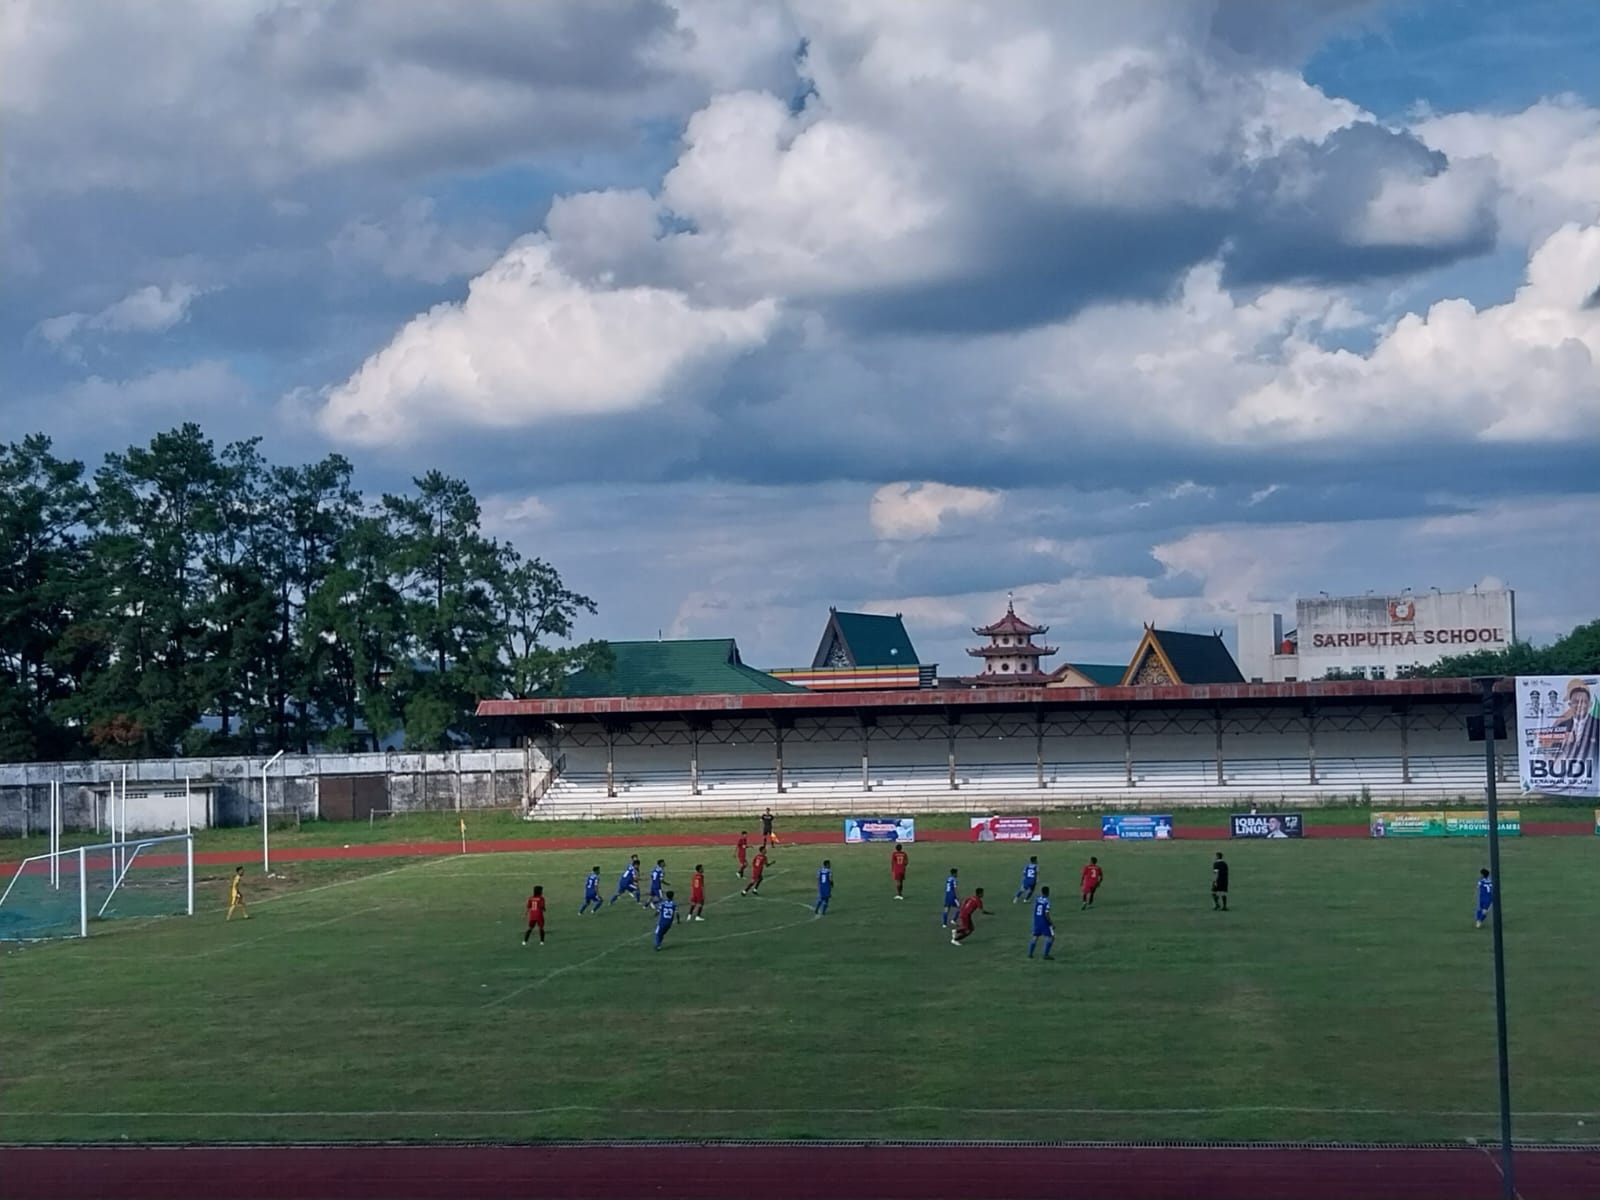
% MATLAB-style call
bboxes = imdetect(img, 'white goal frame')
[0,833,194,939]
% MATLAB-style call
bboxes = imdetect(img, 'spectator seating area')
[530,755,1504,820]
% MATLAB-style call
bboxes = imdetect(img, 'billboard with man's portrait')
[1516,676,1600,798]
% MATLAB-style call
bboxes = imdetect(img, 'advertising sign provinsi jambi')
[1515,675,1599,798]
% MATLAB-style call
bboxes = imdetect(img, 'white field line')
[479,896,818,1010]
[178,904,386,960]
[5,1106,1595,1120]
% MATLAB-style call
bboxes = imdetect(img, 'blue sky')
[3,0,1598,675]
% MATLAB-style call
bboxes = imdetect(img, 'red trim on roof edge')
[477,677,1508,720]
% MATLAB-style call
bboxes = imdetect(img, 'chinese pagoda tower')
[965,594,1058,683]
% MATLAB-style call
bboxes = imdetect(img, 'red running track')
[3,1143,1597,1200]
[2,821,1593,877]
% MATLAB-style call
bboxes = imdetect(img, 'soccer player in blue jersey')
[942,868,960,926]
[647,859,669,911]
[1475,868,1495,928]
[814,860,834,915]
[1013,856,1040,904]
[1028,887,1056,960]
[610,858,641,905]
[579,866,603,914]
[654,891,678,950]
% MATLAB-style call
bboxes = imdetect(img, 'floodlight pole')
[1475,676,1515,1200]
[262,750,285,874]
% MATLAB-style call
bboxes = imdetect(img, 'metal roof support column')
[774,718,786,794]
[1400,705,1412,785]
[859,715,874,793]
[690,724,701,796]
[1306,706,1318,786]
[605,726,616,799]
[947,712,959,791]
[1123,711,1134,788]
[1215,710,1226,787]
[1035,710,1045,789]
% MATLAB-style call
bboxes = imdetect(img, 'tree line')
[0,425,608,762]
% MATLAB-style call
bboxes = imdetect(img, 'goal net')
[0,834,194,940]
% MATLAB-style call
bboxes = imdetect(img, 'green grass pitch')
[2,836,1597,1145]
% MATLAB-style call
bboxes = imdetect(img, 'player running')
[654,891,678,951]
[1475,868,1495,928]
[523,885,547,946]
[610,858,641,905]
[647,859,669,911]
[1211,852,1230,911]
[941,868,960,926]
[741,847,769,895]
[1013,855,1039,904]
[687,864,706,921]
[951,888,990,946]
[225,866,249,921]
[890,845,909,899]
[1028,887,1055,960]
[736,831,750,879]
[1081,857,1104,910]
[814,860,834,916]
[579,866,603,914]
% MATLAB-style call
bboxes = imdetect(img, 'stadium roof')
[478,676,1503,723]
[554,639,801,699]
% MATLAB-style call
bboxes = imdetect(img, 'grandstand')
[480,677,1511,820]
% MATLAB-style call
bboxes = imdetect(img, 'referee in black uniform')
[1211,852,1230,911]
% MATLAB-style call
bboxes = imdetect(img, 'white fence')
[0,749,548,837]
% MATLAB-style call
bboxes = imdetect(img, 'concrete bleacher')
[530,754,1512,820]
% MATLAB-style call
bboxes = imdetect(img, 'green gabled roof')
[1147,630,1245,684]
[1067,663,1126,686]
[559,639,801,698]
[812,610,920,668]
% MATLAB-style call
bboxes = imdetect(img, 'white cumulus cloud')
[870,481,1002,540]
[318,238,777,445]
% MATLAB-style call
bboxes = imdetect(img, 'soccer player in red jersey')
[689,864,706,921]
[1081,857,1104,910]
[523,885,547,946]
[951,887,989,946]
[742,848,768,895]
[890,845,909,899]
[736,832,750,879]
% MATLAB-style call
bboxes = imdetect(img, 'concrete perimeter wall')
[0,748,550,837]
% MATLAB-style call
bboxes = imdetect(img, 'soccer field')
[2,837,1597,1146]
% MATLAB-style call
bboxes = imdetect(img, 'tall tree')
[492,545,612,696]
[302,513,406,751]
[0,436,94,759]
[78,424,231,756]
[382,472,504,748]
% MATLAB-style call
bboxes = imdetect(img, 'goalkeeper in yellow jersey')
[226,866,250,920]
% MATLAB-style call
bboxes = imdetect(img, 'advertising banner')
[969,816,1043,842]
[1230,813,1303,839]
[1515,675,1600,798]
[1101,814,1174,840]
[844,818,915,844]
[1369,811,1521,838]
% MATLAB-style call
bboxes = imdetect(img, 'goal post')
[0,833,195,941]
